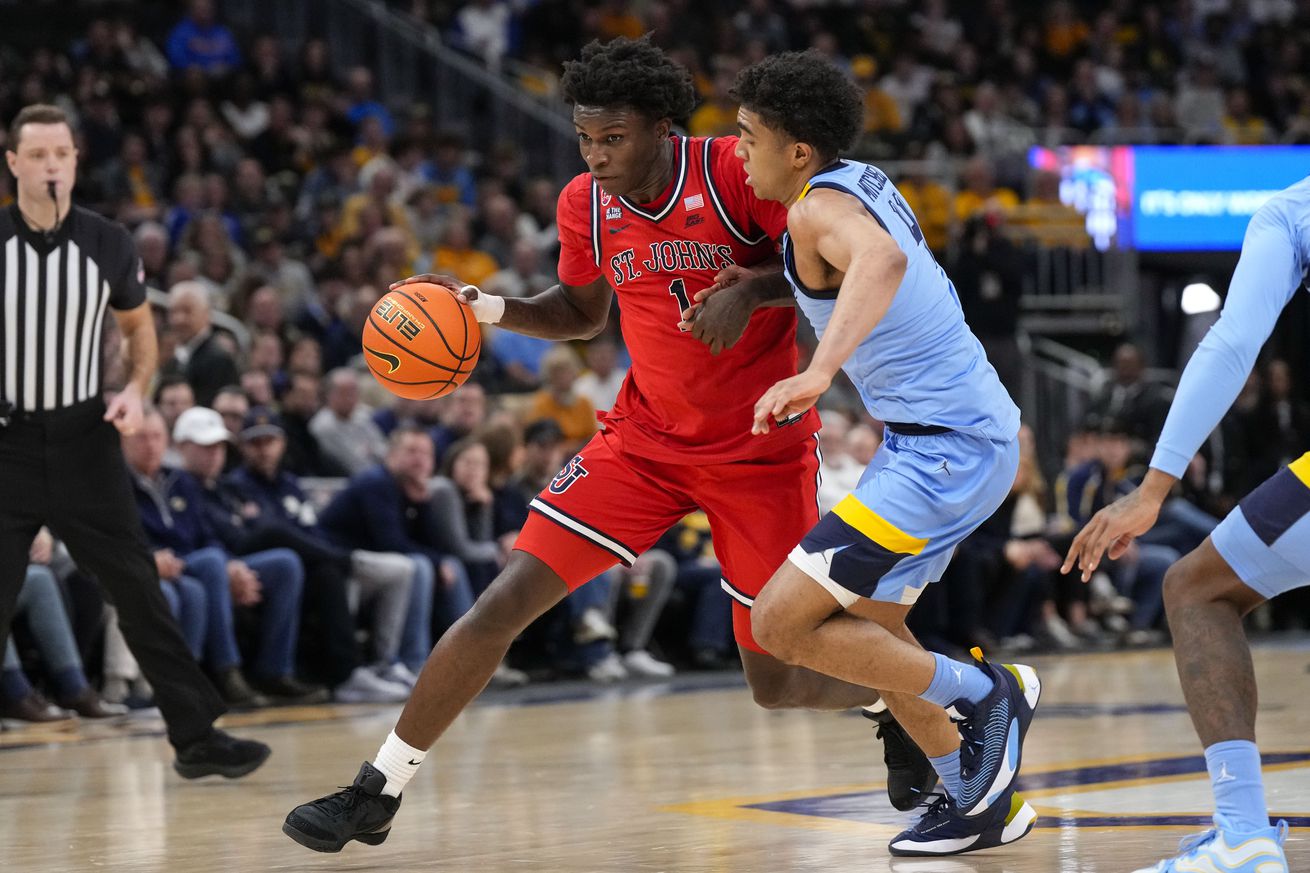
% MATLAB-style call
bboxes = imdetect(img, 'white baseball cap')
[173,407,232,446]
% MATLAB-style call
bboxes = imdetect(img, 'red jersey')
[556,135,819,463]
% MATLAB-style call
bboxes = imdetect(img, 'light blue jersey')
[781,160,1021,606]
[1150,175,1310,598]
[781,159,1020,442]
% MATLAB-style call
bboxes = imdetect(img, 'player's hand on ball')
[391,273,470,299]
[752,368,831,434]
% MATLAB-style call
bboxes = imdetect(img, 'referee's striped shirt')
[0,203,146,412]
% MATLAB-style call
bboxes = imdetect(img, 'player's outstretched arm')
[391,273,614,340]
[1061,468,1175,582]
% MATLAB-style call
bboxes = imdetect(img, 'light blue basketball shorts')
[1210,451,1310,599]
[789,427,1020,607]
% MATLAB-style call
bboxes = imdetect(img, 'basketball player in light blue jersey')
[1064,178,1310,873]
[689,52,1040,857]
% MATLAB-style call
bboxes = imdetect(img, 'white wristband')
[462,285,504,324]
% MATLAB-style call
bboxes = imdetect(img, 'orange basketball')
[361,283,481,399]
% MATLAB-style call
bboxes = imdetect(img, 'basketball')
[361,283,481,400]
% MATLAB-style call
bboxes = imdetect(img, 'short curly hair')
[732,52,863,161]
[560,36,697,125]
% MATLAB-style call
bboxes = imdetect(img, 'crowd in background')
[2,0,1310,725]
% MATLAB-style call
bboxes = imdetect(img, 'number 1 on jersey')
[669,278,693,331]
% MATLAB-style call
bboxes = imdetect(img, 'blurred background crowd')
[2,0,1309,724]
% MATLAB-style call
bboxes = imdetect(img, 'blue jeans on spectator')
[399,554,436,672]
[1116,543,1178,630]
[675,562,733,654]
[241,548,305,679]
[568,570,617,669]
[431,556,476,640]
[159,576,208,659]
[1139,498,1218,556]
[180,546,242,672]
[2,565,90,701]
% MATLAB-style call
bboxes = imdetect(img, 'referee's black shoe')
[283,762,400,853]
[173,728,271,779]
[865,707,938,811]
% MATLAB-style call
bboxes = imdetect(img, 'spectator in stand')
[165,281,241,407]
[477,193,526,268]
[175,407,387,702]
[1055,418,1175,643]
[318,427,508,682]
[166,0,241,75]
[123,408,309,707]
[689,63,740,137]
[952,156,1019,224]
[429,131,478,209]
[279,372,347,477]
[528,345,597,448]
[430,383,487,461]
[1253,359,1310,480]
[950,211,1027,399]
[851,56,904,139]
[484,239,556,300]
[344,66,395,139]
[226,408,420,696]
[2,537,125,721]
[574,338,627,414]
[155,374,196,435]
[429,214,499,289]
[310,368,389,475]
[1088,342,1172,445]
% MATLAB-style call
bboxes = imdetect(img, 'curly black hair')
[560,35,697,125]
[731,52,864,161]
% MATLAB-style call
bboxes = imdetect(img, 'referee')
[1,104,268,777]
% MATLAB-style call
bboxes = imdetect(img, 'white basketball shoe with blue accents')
[1131,822,1288,873]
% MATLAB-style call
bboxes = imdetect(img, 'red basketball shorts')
[514,426,820,654]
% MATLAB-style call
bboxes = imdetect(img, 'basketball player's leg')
[697,434,875,709]
[757,432,1041,823]
[1163,540,1264,749]
[285,431,688,852]
[1132,464,1308,871]
[391,550,571,751]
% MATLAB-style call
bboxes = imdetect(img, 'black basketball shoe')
[173,728,271,779]
[865,707,938,811]
[283,762,401,853]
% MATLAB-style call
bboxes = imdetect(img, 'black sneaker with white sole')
[864,707,938,811]
[283,762,401,853]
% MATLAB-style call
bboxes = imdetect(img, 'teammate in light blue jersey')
[688,52,1039,858]
[1064,177,1309,873]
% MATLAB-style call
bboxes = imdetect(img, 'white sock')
[373,730,427,797]
[863,698,888,716]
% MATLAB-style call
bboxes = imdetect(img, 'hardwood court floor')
[3,643,1309,872]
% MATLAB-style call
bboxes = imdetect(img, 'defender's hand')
[752,369,831,434]
[1062,489,1164,582]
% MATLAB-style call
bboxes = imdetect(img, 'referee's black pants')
[0,398,225,747]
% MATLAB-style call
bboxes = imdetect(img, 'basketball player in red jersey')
[283,37,932,853]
